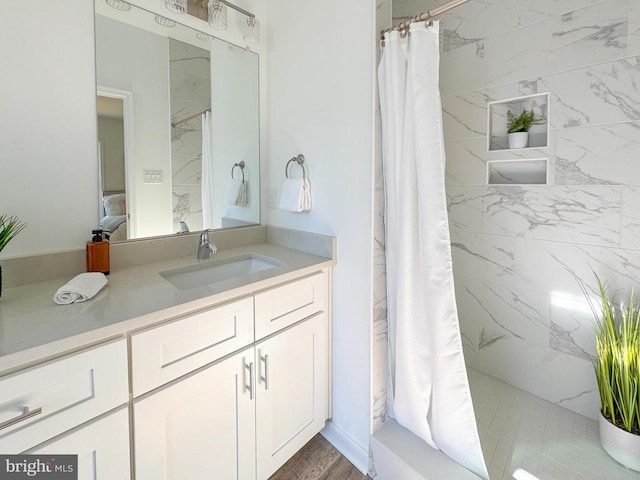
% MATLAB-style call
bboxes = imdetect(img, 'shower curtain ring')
[425,12,433,28]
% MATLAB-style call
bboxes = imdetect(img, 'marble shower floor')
[468,368,640,480]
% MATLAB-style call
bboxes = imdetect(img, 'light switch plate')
[269,188,278,209]
[143,170,163,184]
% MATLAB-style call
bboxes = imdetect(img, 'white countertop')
[0,243,334,374]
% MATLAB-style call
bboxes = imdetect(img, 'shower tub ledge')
[370,419,482,479]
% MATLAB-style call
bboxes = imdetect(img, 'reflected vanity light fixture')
[106,0,131,11]
[208,0,228,30]
[155,15,177,27]
[207,0,260,43]
[242,17,260,44]
[165,0,187,14]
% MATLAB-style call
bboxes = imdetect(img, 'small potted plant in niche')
[577,273,640,471]
[0,214,26,298]
[506,109,543,149]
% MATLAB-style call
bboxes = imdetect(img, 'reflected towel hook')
[231,161,245,183]
[285,154,306,180]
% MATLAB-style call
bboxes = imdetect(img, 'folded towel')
[279,178,311,212]
[54,273,108,305]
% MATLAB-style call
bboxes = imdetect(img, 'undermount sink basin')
[160,253,282,290]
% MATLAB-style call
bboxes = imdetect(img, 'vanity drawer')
[254,271,328,340]
[0,339,128,453]
[131,296,253,396]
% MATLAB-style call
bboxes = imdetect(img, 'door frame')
[97,86,135,239]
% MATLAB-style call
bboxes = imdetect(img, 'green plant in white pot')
[0,214,26,298]
[506,109,543,149]
[578,273,640,471]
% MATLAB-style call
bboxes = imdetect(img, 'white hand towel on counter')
[53,272,108,305]
[279,178,311,212]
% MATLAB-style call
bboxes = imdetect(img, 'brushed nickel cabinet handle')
[244,361,254,400]
[259,353,270,391]
[0,407,43,431]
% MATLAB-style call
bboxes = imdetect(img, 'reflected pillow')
[103,193,126,216]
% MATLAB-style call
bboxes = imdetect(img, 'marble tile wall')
[372,0,392,436]
[440,0,640,420]
[170,39,211,234]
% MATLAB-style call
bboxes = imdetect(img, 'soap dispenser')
[86,229,110,275]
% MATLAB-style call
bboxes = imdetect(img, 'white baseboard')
[321,421,369,475]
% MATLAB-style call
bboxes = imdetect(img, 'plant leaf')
[0,214,26,253]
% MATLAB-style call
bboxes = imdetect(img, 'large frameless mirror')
[95,0,260,241]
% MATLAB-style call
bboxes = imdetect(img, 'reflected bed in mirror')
[95,0,260,241]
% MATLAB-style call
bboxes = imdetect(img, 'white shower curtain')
[378,22,489,479]
[201,111,215,229]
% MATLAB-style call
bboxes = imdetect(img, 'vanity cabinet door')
[255,313,329,480]
[28,407,131,480]
[133,347,256,480]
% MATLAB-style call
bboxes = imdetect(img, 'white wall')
[266,0,376,470]
[0,1,98,257]
[96,15,173,239]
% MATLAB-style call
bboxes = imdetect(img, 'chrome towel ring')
[285,154,306,180]
[231,161,245,183]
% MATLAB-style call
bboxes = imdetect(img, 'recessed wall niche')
[487,93,549,151]
[487,158,548,185]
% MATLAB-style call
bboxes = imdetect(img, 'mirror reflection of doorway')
[97,93,130,240]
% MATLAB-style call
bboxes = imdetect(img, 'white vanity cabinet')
[0,339,129,455]
[131,270,330,480]
[28,408,131,480]
[0,262,332,480]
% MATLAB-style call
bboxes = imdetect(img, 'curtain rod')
[381,0,471,38]
[171,108,211,128]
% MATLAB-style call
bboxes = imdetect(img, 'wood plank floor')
[269,434,371,480]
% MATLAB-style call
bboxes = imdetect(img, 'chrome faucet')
[177,220,189,234]
[197,229,218,260]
